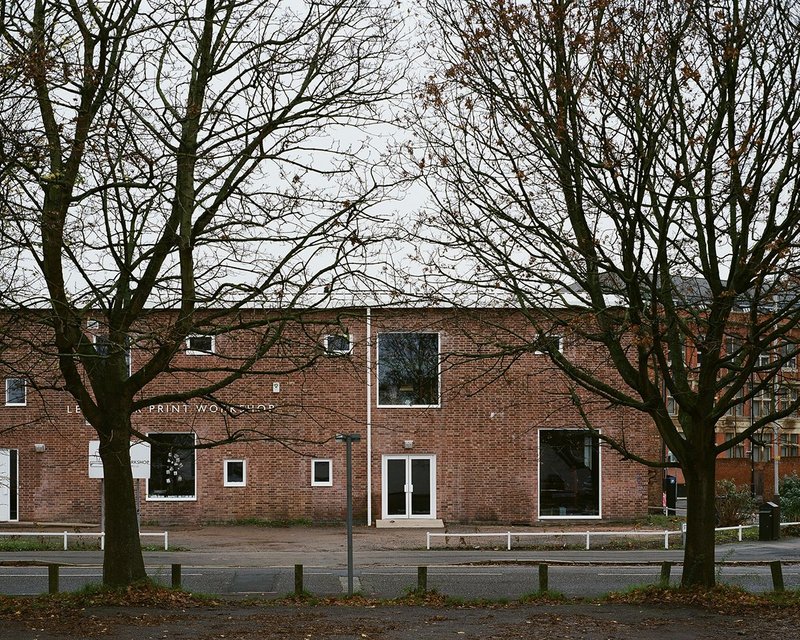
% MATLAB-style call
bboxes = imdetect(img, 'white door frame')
[381,454,436,519]
[0,449,18,522]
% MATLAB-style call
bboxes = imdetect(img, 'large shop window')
[539,430,600,518]
[147,433,196,500]
[377,332,440,407]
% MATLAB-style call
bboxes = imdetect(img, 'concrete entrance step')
[375,518,444,529]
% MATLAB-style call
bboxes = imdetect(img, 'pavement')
[4,521,800,568]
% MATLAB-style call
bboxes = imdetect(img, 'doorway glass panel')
[387,458,407,516]
[410,458,431,515]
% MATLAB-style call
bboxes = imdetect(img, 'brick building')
[0,307,662,526]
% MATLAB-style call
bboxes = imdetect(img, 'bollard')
[770,560,785,593]
[538,563,548,592]
[171,564,181,589]
[417,566,428,593]
[48,564,59,594]
[659,561,673,587]
[295,564,304,595]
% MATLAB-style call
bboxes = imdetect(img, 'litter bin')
[759,501,781,541]
[663,475,677,516]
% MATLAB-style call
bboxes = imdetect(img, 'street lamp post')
[336,433,361,596]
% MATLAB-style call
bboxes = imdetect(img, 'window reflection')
[378,333,439,406]
[539,430,600,517]
[148,433,196,499]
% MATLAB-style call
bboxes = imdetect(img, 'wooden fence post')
[48,564,59,594]
[538,563,548,592]
[294,564,304,595]
[659,561,673,587]
[171,564,181,589]
[417,566,428,593]
[770,560,785,592]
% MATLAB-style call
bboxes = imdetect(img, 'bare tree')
[415,0,800,587]
[0,0,404,586]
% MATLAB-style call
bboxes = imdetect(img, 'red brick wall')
[0,307,661,526]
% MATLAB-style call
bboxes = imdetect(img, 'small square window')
[324,334,351,355]
[224,460,246,487]
[186,335,215,355]
[533,334,562,354]
[311,459,332,486]
[5,378,26,406]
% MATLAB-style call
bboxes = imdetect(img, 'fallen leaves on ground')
[605,584,800,614]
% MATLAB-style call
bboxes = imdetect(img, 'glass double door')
[382,455,436,519]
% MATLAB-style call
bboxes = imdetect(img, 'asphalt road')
[2,536,799,598]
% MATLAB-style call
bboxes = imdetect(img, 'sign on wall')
[88,441,151,479]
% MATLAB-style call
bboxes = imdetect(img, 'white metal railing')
[426,529,683,550]
[426,521,800,551]
[0,530,169,551]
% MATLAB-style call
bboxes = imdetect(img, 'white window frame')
[311,458,333,487]
[781,433,800,458]
[665,390,678,416]
[90,321,132,377]
[223,459,247,487]
[376,332,441,408]
[324,334,352,355]
[781,343,797,371]
[186,335,216,355]
[146,432,197,502]
[538,428,602,520]
[4,378,26,407]
[533,334,562,355]
[752,391,772,418]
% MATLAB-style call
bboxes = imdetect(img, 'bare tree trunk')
[99,420,146,587]
[681,452,718,588]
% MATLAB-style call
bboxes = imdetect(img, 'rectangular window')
[93,333,132,377]
[780,343,797,371]
[224,460,246,487]
[186,335,215,355]
[725,336,742,359]
[147,433,196,500]
[782,433,799,458]
[694,335,705,368]
[665,390,677,416]
[311,459,332,486]
[377,332,440,407]
[725,388,746,417]
[753,443,771,462]
[752,391,772,418]
[779,386,799,416]
[533,334,562,354]
[4,378,26,406]
[725,432,746,459]
[324,334,351,355]
[539,430,600,518]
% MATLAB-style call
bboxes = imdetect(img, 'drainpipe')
[366,307,373,525]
